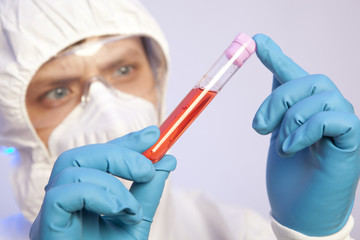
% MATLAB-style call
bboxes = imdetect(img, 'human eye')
[113,65,134,78]
[44,87,70,100]
[37,86,75,108]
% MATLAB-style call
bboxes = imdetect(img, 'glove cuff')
[271,215,354,240]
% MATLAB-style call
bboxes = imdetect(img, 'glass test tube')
[143,33,256,163]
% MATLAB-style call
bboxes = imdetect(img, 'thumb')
[253,33,309,84]
[107,125,160,153]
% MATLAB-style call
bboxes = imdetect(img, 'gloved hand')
[252,34,360,236]
[29,126,176,240]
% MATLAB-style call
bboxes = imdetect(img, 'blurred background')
[0,0,359,237]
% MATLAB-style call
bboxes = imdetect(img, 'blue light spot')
[1,146,17,155]
[4,147,15,154]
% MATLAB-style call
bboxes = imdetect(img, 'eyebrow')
[30,58,85,86]
[28,77,80,93]
[98,47,144,69]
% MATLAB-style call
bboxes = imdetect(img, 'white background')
[0,0,359,238]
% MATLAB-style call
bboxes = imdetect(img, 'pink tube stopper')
[225,33,256,67]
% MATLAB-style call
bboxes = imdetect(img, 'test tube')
[143,33,256,163]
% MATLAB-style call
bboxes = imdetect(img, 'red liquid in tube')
[143,87,217,163]
[143,32,256,163]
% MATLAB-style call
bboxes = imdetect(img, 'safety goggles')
[56,35,158,103]
[26,35,162,129]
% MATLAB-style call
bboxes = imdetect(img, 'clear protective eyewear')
[27,35,163,129]
[54,35,157,105]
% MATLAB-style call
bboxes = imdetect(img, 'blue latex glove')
[30,126,176,240]
[252,34,360,236]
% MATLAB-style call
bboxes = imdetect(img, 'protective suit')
[0,0,356,239]
[0,0,170,222]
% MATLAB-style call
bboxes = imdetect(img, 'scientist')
[0,0,359,239]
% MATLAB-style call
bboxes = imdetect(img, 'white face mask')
[12,81,159,221]
[48,81,159,157]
